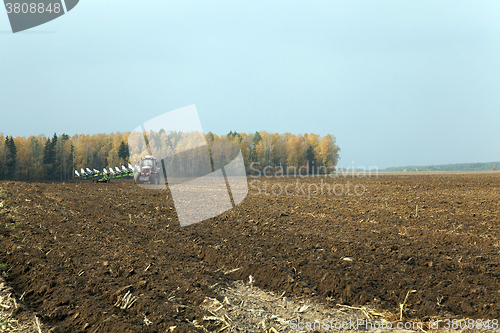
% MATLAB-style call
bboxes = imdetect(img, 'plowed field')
[0,172,499,332]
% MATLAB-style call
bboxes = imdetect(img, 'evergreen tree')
[305,145,316,174]
[251,131,262,162]
[5,137,17,180]
[43,138,52,179]
[2,137,10,180]
[0,130,340,178]
[0,136,5,180]
[43,134,58,180]
[118,141,129,163]
[253,131,262,145]
[70,143,75,179]
[51,133,59,179]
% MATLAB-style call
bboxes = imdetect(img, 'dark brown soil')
[0,172,499,332]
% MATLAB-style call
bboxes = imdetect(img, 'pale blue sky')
[1,1,499,168]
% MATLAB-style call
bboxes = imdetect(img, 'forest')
[0,131,340,180]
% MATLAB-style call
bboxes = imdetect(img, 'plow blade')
[74,165,135,182]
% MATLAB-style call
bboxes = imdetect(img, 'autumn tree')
[316,134,340,171]
[0,130,340,179]
[17,136,40,180]
[206,132,215,143]
[55,133,73,180]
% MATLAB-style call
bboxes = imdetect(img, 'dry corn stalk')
[114,290,137,309]
[399,289,416,321]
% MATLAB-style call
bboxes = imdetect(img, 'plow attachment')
[74,164,138,183]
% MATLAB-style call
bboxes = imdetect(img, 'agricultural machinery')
[74,164,136,183]
[74,156,161,184]
[134,155,161,185]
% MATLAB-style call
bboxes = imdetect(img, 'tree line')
[382,161,500,172]
[0,131,340,180]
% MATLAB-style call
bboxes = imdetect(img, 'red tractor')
[134,155,161,185]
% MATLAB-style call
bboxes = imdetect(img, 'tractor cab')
[135,156,160,185]
[141,156,156,170]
